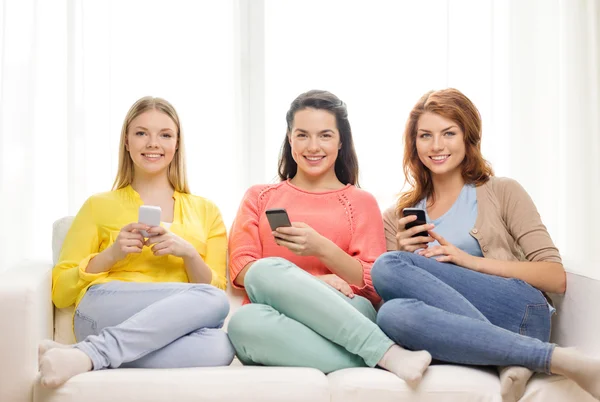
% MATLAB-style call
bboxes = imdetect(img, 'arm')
[275,192,386,304]
[471,259,565,294]
[343,193,387,303]
[229,186,264,287]
[316,237,364,286]
[52,197,107,308]
[382,205,400,251]
[190,202,228,289]
[476,179,565,293]
[424,179,566,294]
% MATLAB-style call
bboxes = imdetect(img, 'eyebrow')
[293,128,335,134]
[132,126,175,133]
[418,125,458,133]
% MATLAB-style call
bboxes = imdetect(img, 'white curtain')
[1,0,598,279]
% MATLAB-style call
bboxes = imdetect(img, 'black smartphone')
[402,208,428,237]
[265,208,292,231]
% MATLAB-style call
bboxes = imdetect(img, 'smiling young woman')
[38,97,234,388]
[371,88,600,401]
[226,90,432,386]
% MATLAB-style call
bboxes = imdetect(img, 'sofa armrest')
[0,261,53,402]
[550,272,600,355]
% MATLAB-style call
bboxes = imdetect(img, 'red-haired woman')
[371,88,599,401]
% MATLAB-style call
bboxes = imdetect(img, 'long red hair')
[396,88,494,216]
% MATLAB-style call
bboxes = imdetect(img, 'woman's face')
[415,112,466,178]
[126,109,178,177]
[288,108,341,180]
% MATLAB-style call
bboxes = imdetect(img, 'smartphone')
[402,208,428,237]
[265,208,292,231]
[138,205,162,238]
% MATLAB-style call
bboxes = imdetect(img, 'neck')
[131,171,174,199]
[290,170,345,192]
[430,170,465,202]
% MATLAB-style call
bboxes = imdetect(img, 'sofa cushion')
[33,366,330,402]
[520,373,595,402]
[327,365,501,402]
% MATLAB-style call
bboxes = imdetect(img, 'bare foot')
[39,348,92,388]
[378,345,432,387]
[499,366,534,402]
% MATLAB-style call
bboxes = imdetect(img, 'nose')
[432,134,444,152]
[146,133,159,148]
[307,137,320,152]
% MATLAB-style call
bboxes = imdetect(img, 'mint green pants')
[227,257,394,373]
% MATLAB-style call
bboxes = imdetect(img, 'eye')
[418,133,431,139]
[161,133,173,138]
[135,131,146,136]
[444,131,455,137]
[295,133,307,138]
[321,133,332,138]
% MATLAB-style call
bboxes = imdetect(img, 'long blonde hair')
[396,88,493,215]
[112,96,190,193]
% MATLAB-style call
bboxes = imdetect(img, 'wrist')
[182,245,199,261]
[469,256,484,272]
[105,245,120,264]
[315,236,333,259]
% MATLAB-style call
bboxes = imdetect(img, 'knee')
[376,299,422,340]
[372,251,410,295]
[189,285,230,321]
[244,257,297,297]
[227,304,269,347]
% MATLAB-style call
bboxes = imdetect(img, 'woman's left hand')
[419,230,479,271]
[273,222,328,257]
[145,226,196,258]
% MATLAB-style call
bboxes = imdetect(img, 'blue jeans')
[372,251,554,373]
[73,281,235,370]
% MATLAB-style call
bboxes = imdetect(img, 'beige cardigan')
[382,177,562,264]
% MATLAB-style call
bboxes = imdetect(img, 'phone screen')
[402,208,428,237]
[265,208,292,231]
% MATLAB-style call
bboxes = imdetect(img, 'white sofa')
[0,216,597,402]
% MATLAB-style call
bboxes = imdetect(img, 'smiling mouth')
[142,153,164,159]
[304,156,325,162]
[429,155,450,162]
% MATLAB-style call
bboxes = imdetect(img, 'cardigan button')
[471,228,479,234]
[483,246,489,252]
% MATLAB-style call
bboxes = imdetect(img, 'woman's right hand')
[109,223,149,262]
[396,215,435,252]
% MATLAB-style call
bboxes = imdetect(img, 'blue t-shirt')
[415,184,482,257]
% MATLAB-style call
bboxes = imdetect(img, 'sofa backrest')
[51,217,245,343]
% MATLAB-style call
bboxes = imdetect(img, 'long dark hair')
[278,90,360,186]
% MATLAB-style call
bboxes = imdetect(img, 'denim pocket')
[74,309,98,342]
[519,303,551,342]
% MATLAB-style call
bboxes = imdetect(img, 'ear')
[125,137,129,151]
[338,142,342,150]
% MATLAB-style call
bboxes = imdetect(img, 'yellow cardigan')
[52,185,227,309]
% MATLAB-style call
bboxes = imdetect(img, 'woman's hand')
[109,223,148,261]
[419,231,479,270]
[395,215,434,252]
[318,274,355,298]
[272,222,329,257]
[145,226,196,258]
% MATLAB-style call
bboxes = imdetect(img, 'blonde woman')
[38,97,234,388]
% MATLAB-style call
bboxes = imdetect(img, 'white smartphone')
[138,205,161,238]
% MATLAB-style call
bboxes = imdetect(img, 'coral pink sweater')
[228,180,386,304]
